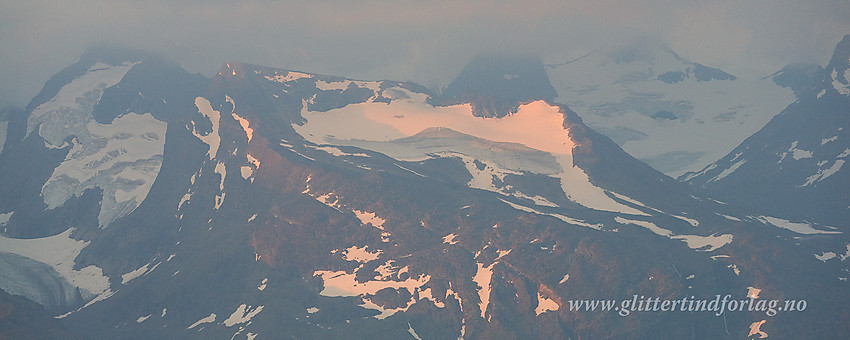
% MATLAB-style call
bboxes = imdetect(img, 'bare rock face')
[441,54,557,118]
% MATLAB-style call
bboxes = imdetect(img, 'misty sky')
[2,0,849,109]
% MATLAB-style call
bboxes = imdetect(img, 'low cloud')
[2,0,848,107]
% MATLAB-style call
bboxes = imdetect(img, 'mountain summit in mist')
[546,40,796,177]
[441,54,557,118]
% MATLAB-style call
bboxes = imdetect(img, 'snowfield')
[29,61,167,228]
[546,46,794,176]
[293,88,644,215]
[0,228,109,300]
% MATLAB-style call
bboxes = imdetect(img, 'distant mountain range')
[546,41,800,177]
[0,36,847,339]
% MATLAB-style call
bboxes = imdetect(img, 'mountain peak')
[604,39,681,64]
[441,54,557,117]
[827,34,850,68]
[24,43,157,113]
[766,63,824,97]
[816,34,850,98]
[79,43,152,66]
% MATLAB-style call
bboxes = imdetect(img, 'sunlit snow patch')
[746,287,762,299]
[308,190,392,242]
[314,252,441,320]
[342,245,382,263]
[292,90,644,215]
[230,109,254,143]
[192,97,222,159]
[241,154,261,180]
[535,292,560,315]
[728,264,741,276]
[352,210,386,229]
[313,270,431,307]
[353,210,391,242]
[748,319,768,338]
[473,262,495,320]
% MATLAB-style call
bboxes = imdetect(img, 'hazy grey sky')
[2,0,849,108]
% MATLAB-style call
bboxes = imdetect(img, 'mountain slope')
[0,288,75,339]
[683,34,850,228]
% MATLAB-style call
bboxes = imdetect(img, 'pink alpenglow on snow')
[294,93,644,214]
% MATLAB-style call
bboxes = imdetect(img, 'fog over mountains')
[3,0,849,111]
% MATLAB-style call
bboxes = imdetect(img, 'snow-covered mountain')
[546,41,796,177]
[0,45,847,339]
[0,45,208,319]
[683,35,850,229]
